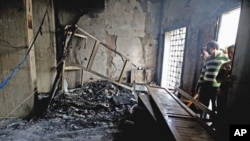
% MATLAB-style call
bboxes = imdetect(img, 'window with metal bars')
[161,27,186,91]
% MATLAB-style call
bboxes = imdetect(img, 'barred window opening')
[161,27,186,91]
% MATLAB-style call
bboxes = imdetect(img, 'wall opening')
[217,7,241,49]
[161,27,186,91]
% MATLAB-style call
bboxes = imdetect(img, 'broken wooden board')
[175,88,215,118]
[138,94,157,121]
[147,86,215,141]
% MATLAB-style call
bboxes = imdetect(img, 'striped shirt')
[198,53,229,87]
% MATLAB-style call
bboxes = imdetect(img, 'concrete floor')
[0,80,168,141]
[0,105,165,141]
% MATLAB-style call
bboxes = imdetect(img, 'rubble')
[0,80,138,140]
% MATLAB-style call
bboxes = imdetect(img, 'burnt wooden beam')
[147,86,215,141]
[118,59,128,83]
[86,41,100,71]
[175,88,216,118]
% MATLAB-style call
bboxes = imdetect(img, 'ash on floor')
[0,80,161,141]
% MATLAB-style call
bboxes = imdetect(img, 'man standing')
[196,40,229,121]
[216,45,235,117]
[215,45,235,140]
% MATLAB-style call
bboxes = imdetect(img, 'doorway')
[217,7,241,50]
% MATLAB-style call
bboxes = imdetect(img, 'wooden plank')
[77,27,101,42]
[80,69,84,87]
[138,94,157,121]
[110,80,133,91]
[175,88,215,117]
[147,86,215,141]
[167,117,214,141]
[86,41,100,71]
[164,88,197,117]
[118,59,128,83]
[67,32,88,39]
[64,66,81,71]
[61,60,65,91]
[148,86,191,117]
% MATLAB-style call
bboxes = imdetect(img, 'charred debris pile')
[44,80,138,129]
[0,80,142,140]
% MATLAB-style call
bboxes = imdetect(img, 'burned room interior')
[0,0,250,140]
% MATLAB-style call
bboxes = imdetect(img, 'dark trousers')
[217,84,229,116]
[199,83,218,119]
[215,84,230,140]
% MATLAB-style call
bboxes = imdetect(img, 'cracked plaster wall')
[61,0,161,88]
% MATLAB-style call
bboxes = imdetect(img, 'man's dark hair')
[227,44,235,52]
[207,40,219,49]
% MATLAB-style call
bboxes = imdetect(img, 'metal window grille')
[165,27,186,90]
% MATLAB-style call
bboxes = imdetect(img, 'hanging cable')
[0,10,49,90]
